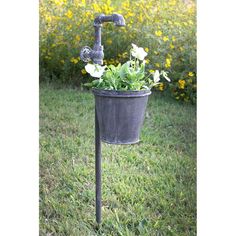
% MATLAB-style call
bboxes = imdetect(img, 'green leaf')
[119,62,129,79]
[83,82,92,87]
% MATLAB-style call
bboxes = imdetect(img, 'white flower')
[153,70,160,83]
[161,70,171,82]
[85,64,106,78]
[131,43,147,61]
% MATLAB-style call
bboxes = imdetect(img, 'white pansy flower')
[131,43,148,61]
[153,70,160,83]
[85,64,106,78]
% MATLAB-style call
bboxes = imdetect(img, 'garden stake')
[95,108,101,224]
[80,13,126,224]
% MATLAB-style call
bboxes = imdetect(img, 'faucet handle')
[80,45,104,65]
[80,46,92,62]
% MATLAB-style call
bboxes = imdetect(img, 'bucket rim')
[92,88,151,97]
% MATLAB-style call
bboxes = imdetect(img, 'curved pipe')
[94,13,126,27]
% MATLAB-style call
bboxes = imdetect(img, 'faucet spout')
[112,13,126,27]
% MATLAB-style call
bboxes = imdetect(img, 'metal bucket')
[93,89,151,144]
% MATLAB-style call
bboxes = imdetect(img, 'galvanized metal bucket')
[93,89,151,144]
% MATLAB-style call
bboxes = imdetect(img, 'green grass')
[40,83,196,236]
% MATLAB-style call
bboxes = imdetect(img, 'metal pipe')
[94,26,102,48]
[95,107,102,224]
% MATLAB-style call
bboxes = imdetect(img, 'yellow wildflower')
[85,11,91,18]
[155,63,160,68]
[79,0,85,6]
[158,82,164,91]
[145,59,150,64]
[70,57,78,64]
[66,24,72,30]
[65,10,73,19]
[106,39,112,45]
[45,15,52,22]
[170,43,175,49]
[75,35,81,41]
[126,12,135,17]
[188,72,194,77]
[54,0,65,6]
[149,70,155,73]
[188,20,194,25]
[172,36,176,42]
[92,3,101,12]
[155,30,162,37]
[138,15,143,22]
[54,0,60,6]
[163,36,169,42]
[145,48,149,52]
[178,79,186,89]
[110,58,115,64]
[122,52,128,58]
[103,3,114,15]
[81,69,87,75]
[165,58,172,68]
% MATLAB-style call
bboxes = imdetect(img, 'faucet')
[80,13,125,65]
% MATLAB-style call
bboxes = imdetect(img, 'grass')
[40,83,196,236]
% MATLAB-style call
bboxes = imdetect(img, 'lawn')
[39,84,196,235]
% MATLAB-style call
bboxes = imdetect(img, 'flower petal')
[131,44,147,60]
[153,70,160,83]
[85,64,95,74]
[85,64,106,78]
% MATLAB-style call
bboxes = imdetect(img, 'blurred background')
[39,0,196,103]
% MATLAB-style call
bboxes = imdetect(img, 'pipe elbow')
[94,14,105,27]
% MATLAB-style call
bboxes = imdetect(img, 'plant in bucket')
[84,43,171,144]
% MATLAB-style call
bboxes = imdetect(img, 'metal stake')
[80,13,126,225]
[95,106,102,224]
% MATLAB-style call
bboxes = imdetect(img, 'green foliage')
[85,45,171,91]
[87,61,149,91]
[40,0,196,103]
[40,84,196,235]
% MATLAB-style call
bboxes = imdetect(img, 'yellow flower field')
[40,0,196,103]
